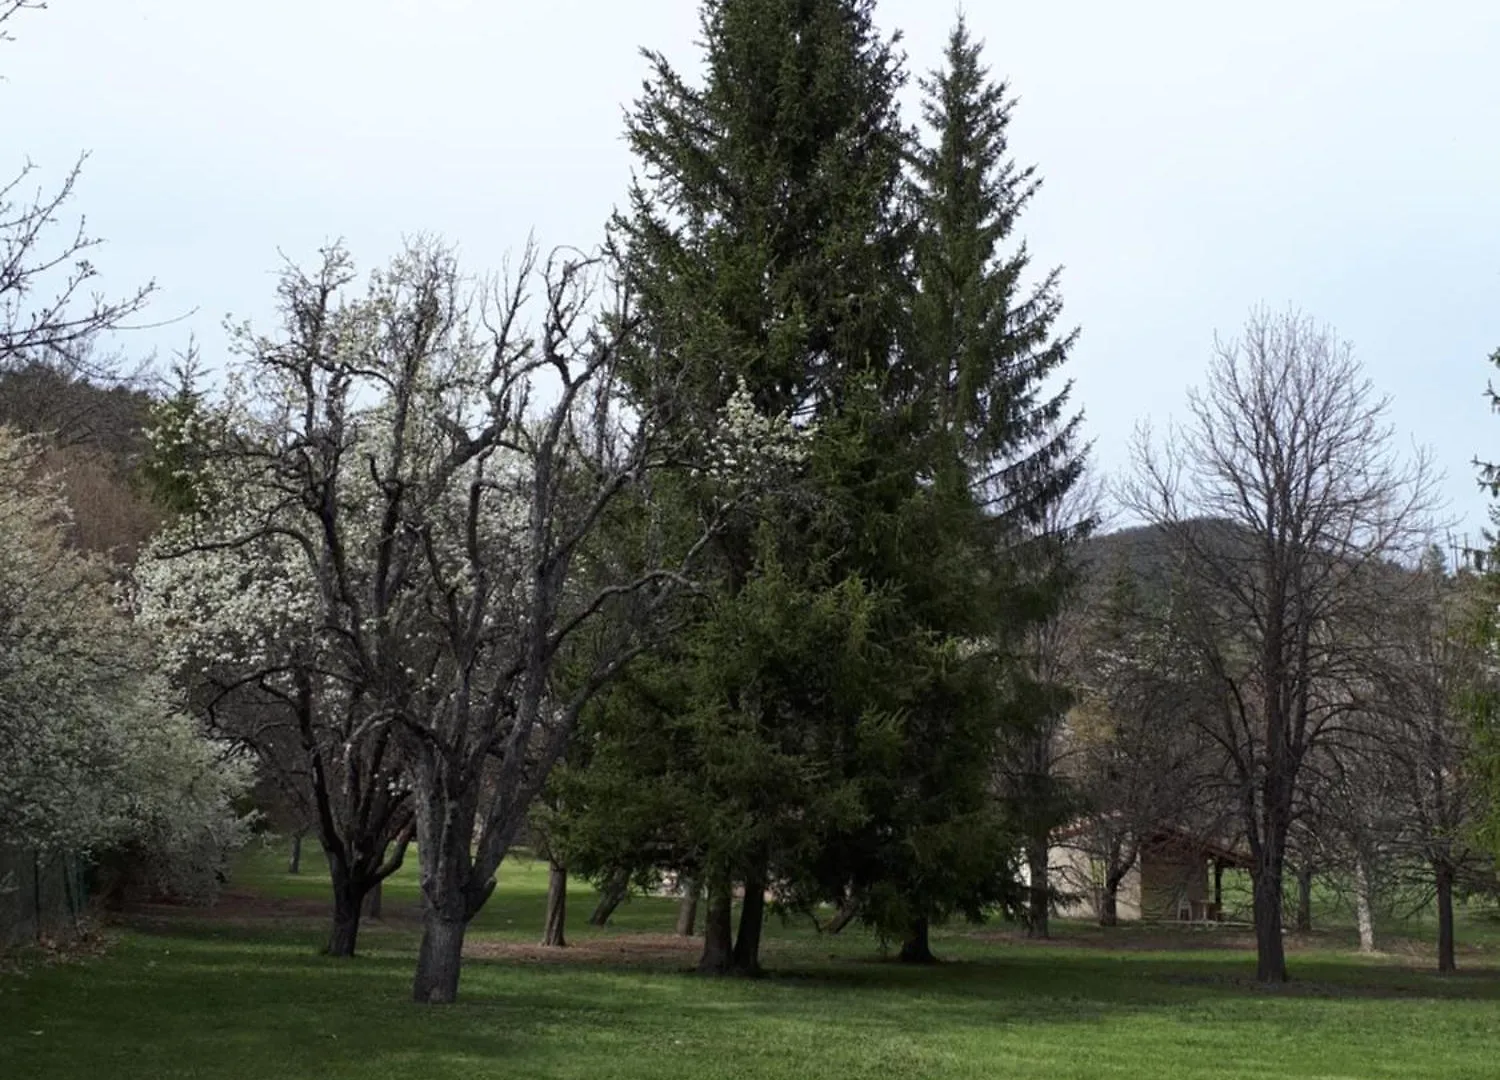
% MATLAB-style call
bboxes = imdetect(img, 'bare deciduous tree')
[1373,548,1493,972]
[2,3,154,374]
[145,238,794,1003]
[1126,308,1436,982]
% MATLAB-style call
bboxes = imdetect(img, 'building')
[1050,825,1252,923]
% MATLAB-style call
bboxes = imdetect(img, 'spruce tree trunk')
[697,880,734,975]
[589,871,628,927]
[732,872,767,976]
[1294,865,1313,933]
[1251,861,1288,982]
[1435,861,1456,974]
[362,880,383,920]
[899,916,937,963]
[543,861,568,948]
[674,880,700,937]
[287,830,305,875]
[1026,836,1050,939]
[1354,856,1376,954]
[412,913,467,1004]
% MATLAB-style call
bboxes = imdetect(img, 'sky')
[5,0,1499,535]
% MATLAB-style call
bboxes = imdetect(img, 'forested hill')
[0,363,161,560]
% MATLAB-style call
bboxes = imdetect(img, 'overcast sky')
[6,1,1499,535]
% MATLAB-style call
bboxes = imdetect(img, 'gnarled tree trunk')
[543,860,568,948]
[362,880,383,920]
[325,856,366,958]
[413,912,467,1004]
[825,901,858,935]
[589,870,629,927]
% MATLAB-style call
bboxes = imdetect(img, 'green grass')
[3,839,1499,1079]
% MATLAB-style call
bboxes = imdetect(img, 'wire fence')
[0,845,90,951]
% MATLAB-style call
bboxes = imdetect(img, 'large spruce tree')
[604,0,917,975]
[828,18,1089,956]
[570,4,1086,972]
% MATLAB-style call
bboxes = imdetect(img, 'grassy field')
[3,841,1499,1079]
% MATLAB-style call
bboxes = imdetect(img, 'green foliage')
[137,350,215,517]
[1471,345,1500,860]
[562,3,1087,957]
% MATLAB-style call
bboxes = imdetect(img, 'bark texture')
[589,871,628,927]
[1435,861,1456,974]
[697,882,734,975]
[731,873,766,976]
[674,880,700,937]
[1252,859,1288,982]
[1354,856,1376,954]
[1099,886,1119,928]
[1294,866,1313,933]
[543,861,568,948]
[412,915,466,1004]
[1026,838,1050,938]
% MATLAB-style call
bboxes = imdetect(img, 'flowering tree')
[0,427,248,891]
[140,238,804,1001]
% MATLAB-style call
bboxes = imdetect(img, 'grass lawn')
[3,841,1499,1079]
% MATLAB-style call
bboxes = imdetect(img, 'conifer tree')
[903,19,1089,945]
[575,5,1087,972]
[603,0,916,975]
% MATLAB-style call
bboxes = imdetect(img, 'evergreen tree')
[809,19,1088,956]
[571,4,1087,972]
[602,0,917,975]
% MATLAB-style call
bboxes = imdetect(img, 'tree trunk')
[362,880,383,920]
[732,873,766,976]
[412,913,467,1004]
[825,902,858,935]
[674,880,700,937]
[1213,859,1225,918]
[287,829,305,875]
[1099,883,1120,928]
[1251,862,1288,983]
[1353,855,1376,954]
[542,860,568,948]
[1026,835,1050,939]
[899,916,937,963]
[1294,865,1313,933]
[1434,860,1456,974]
[588,871,628,927]
[324,861,364,958]
[697,880,734,975]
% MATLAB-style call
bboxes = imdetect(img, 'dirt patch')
[972,926,1261,952]
[465,933,701,968]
